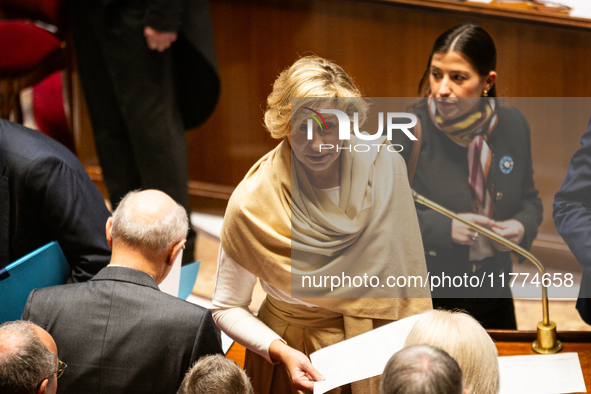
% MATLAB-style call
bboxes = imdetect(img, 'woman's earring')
[483,90,489,97]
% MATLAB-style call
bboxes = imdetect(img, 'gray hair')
[0,321,56,394]
[111,190,189,254]
[177,354,253,394]
[381,345,464,394]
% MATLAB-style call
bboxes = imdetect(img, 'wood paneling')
[75,0,591,269]
[195,0,591,187]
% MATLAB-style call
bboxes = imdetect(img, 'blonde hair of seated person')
[404,310,500,394]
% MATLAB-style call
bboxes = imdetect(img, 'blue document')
[179,260,201,300]
[0,241,69,323]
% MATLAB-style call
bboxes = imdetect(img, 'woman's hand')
[451,213,494,245]
[491,219,525,251]
[269,339,325,391]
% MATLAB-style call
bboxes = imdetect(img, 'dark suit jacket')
[23,266,223,394]
[0,119,111,282]
[392,104,543,278]
[553,117,591,324]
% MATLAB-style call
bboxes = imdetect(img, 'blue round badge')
[500,156,514,174]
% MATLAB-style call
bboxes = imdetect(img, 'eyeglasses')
[38,360,67,387]
[56,360,67,379]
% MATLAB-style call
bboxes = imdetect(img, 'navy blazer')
[23,266,224,394]
[553,116,591,324]
[0,120,111,282]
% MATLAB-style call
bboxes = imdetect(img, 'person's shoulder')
[1,120,87,183]
[498,106,528,127]
[495,106,530,139]
[408,99,429,117]
[498,106,525,119]
[226,140,288,217]
[1,120,78,163]
[30,282,84,299]
[24,283,84,319]
[149,292,214,332]
[158,292,210,315]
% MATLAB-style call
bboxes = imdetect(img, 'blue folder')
[0,241,70,323]
[179,260,201,300]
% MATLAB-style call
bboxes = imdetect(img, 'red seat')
[0,0,68,123]
[0,0,65,28]
[0,21,62,77]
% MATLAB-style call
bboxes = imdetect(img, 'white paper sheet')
[158,249,183,296]
[498,352,586,394]
[310,314,422,394]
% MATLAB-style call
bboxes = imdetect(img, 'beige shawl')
[221,135,431,320]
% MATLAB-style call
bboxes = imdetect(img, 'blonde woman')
[212,56,431,394]
[404,310,500,394]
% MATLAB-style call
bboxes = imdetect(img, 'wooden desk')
[489,330,591,394]
[227,330,591,392]
[226,341,247,369]
[371,0,591,30]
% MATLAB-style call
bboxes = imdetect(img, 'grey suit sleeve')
[22,290,34,320]
[189,309,224,365]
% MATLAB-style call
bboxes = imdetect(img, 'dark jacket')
[553,116,591,324]
[23,266,224,394]
[0,119,111,282]
[392,104,543,277]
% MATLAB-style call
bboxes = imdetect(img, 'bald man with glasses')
[0,320,66,394]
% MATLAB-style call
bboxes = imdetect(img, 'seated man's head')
[381,345,466,394]
[0,321,62,394]
[404,310,500,394]
[106,190,189,283]
[177,354,252,394]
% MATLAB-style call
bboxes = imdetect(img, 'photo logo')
[303,107,328,139]
[305,108,418,142]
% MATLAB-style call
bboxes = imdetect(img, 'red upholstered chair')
[0,0,68,123]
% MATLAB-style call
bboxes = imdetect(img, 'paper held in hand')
[310,314,422,394]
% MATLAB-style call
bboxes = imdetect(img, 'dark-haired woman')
[392,24,543,329]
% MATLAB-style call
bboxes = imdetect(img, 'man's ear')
[167,239,186,266]
[463,389,470,394]
[105,217,114,249]
[37,378,48,394]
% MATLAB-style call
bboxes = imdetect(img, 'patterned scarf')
[428,98,498,218]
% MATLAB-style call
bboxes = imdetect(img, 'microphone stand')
[412,190,562,354]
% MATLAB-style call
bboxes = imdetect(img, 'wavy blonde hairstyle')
[264,55,367,140]
[404,310,500,394]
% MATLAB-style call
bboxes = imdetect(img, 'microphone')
[411,190,562,354]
